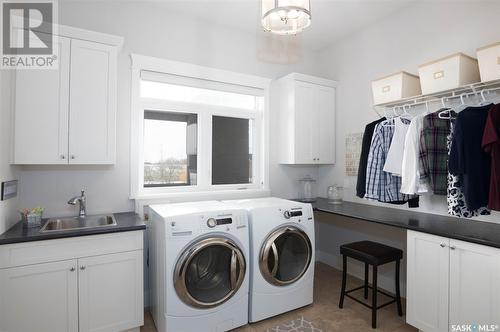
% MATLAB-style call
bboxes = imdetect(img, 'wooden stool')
[338,241,403,329]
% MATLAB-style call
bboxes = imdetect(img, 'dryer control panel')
[281,205,314,224]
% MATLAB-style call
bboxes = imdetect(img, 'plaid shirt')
[365,119,416,202]
[419,111,453,195]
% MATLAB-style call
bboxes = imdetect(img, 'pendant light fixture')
[261,0,311,35]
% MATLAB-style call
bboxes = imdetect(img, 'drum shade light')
[261,0,311,35]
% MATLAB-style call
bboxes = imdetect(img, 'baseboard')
[316,250,340,267]
[315,250,406,298]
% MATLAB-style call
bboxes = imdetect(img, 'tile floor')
[141,262,417,332]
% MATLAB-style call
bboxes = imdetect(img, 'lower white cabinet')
[448,240,500,328]
[0,231,144,332]
[407,230,500,332]
[0,259,79,332]
[79,251,143,332]
[407,231,449,332]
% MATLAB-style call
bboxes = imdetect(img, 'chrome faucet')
[68,190,87,218]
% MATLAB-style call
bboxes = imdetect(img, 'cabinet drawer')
[0,231,143,269]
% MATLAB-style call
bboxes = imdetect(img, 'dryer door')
[260,226,312,286]
[174,237,246,309]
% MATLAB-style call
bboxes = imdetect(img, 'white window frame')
[130,54,270,200]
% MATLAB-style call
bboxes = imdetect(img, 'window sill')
[131,188,271,202]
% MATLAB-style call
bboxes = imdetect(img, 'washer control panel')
[200,213,246,232]
[167,211,247,237]
[206,217,232,228]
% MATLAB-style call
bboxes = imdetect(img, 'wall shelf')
[373,79,500,116]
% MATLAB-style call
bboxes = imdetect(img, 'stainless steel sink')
[40,215,117,232]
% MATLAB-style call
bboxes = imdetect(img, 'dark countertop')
[312,197,500,249]
[0,212,146,245]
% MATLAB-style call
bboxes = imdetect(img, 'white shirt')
[400,114,429,194]
[383,117,410,176]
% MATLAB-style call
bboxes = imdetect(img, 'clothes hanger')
[477,90,489,106]
[425,101,431,114]
[382,107,396,127]
[477,89,500,106]
[399,104,413,121]
[438,97,453,119]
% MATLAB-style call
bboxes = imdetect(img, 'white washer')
[149,201,249,332]
[228,197,315,322]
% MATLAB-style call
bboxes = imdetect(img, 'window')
[143,111,197,187]
[212,116,254,185]
[131,57,269,198]
[141,80,257,110]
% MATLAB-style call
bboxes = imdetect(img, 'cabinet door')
[314,85,335,164]
[69,39,117,164]
[294,81,316,164]
[406,230,449,332]
[78,250,143,332]
[0,260,78,332]
[449,239,500,327]
[13,35,70,164]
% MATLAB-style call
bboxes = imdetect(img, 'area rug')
[265,316,323,332]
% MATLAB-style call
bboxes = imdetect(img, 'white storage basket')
[418,53,480,94]
[477,42,500,83]
[371,71,421,105]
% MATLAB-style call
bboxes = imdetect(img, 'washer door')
[260,226,312,286]
[174,237,246,309]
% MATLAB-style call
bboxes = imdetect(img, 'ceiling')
[142,0,417,51]
[62,0,418,51]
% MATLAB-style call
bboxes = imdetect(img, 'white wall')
[317,1,500,219]
[313,1,500,282]
[315,212,407,296]
[0,71,19,234]
[16,1,323,218]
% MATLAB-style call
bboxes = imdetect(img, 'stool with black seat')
[338,241,403,329]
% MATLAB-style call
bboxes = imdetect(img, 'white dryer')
[228,197,315,322]
[149,201,249,332]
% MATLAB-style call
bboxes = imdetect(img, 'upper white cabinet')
[14,35,71,164]
[407,230,500,332]
[12,26,122,165]
[276,73,337,165]
[68,40,117,164]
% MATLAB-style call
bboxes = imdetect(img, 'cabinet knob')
[71,155,76,160]
[440,243,446,248]
[450,246,456,250]
[61,155,66,159]
[80,266,86,270]
[70,267,75,272]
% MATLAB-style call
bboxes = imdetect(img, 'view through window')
[143,111,197,187]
